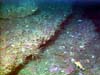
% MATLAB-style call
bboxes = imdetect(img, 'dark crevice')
[8,55,41,75]
[73,4,100,33]
[83,6,100,33]
[8,14,74,75]
[39,14,74,52]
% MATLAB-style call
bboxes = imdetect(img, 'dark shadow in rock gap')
[72,3,100,33]
[8,14,74,75]
[39,14,73,53]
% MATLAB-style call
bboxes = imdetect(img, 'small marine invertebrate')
[74,61,85,70]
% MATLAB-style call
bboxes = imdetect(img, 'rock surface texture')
[0,2,72,75]
[18,15,100,75]
[0,0,37,19]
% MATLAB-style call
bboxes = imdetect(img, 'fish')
[74,61,85,70]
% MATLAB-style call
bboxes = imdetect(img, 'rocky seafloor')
[18,15,100,75]
[0,1,100,75]
[0,1,72,75]
[0,0,38,19]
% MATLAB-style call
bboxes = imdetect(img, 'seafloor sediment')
[0,2,72,75]
[18,15,100,75]
[0,1,100,75]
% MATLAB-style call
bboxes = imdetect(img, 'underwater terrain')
[0,0,100,75]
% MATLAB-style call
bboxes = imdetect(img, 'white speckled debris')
[18,15,99,75]
[0,3,72,75]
